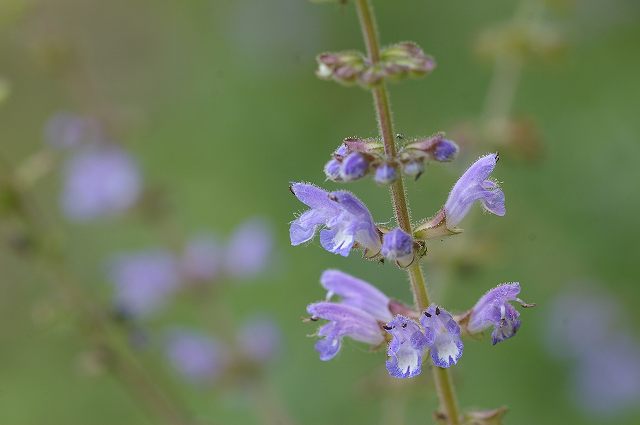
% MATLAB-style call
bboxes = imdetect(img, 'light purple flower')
[307,270,392,360]
[225,218,273,279]
[340,152,369,181]
[381,228,415,267]
[61,144,141,221]
[320,269,392,322]
[421,305,463,368]
[444,153,505,229]
[108,250,180,318]
[44,112,101,149]
[384,315,429,378]
[238,315,282,363]
[468,283,523,345]
[290,182,381,257]
[166,329,228,384]
[432,138,459,162]
[402,160,424,179]
[180,235,221,283]
[307,302,384,361]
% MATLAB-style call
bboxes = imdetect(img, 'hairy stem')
[354,1,461,423]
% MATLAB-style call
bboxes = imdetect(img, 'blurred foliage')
[1,0,640,424]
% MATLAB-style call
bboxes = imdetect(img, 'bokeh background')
[1,0,640,424]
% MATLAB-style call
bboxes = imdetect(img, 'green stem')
[354,1,461,424]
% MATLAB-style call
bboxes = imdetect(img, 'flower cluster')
[316,42,435,88]
[290,127,528,380]
[324,134,459,184]
[305,271,529,379]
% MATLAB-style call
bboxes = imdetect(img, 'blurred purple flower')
[384,315,429,378]
[444,153,505,229]
[61,144,141,221]
[180,235,222,283]
[108,250,180,318]
[544,287,640,417]
[571,335,640,417]
[421,305,463,368]
[225,218,273,279]
[468,283,523,345]
[290,182,381,257]
[44,112,101,149]
[166,329,228,384]
[238,315,282,363]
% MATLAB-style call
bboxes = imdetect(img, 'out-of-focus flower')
[381,228,415,267]
[468,283,524,345]
[307,270,391,361]
[384,315,429,378]
[238,315,282,363]
[340,152,370,181]
[44,112,101,149]
[165,329,228,384]
[374,162,397,185]
[61,144,141,221]
[290,183,381,257]
[224,218,273,279]
[544,287,640,418]
[421,305,463,368]
[108,250,179,318]
[571,335,640,417]
[180,235,222,283]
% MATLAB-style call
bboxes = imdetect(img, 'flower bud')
[340,152,370,181]
[380,42,436,80]
[316,51,367,86]
[324,158,342,181]
[402,160,424,180]
[374,162,397,185]
[381,228,415,267]
[406,134,459,162]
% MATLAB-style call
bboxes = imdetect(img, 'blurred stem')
[354,1,461,424]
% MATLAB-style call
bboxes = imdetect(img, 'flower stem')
[354,1,461,423]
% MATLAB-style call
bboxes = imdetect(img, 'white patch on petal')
[333,227,354,251]
[396,345,419,375]
[437,340,460,365]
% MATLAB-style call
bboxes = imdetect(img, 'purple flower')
[61,144,141,221]
[238,315,282,363]
[180,235,221,283]
[307,270,391,360]
[108,250,180,318]
[374,162,397,185]
[444,153,505,229]
[165,329,228,384]
[320,269,392,322]
[421,305,463,368]
[468,283,523,345]
[384,315,429,378]
[307,302,384,361]
[381,228,414,267]
[290,183,381,257]
[340,152,369,181]
[44,112,101,149]
[225,218,273,279]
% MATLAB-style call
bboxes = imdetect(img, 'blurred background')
[1,0,639,424]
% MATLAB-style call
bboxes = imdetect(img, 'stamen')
[435,306,441,315]
[424,311,432,317]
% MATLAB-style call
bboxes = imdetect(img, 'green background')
[1,0,639,424]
